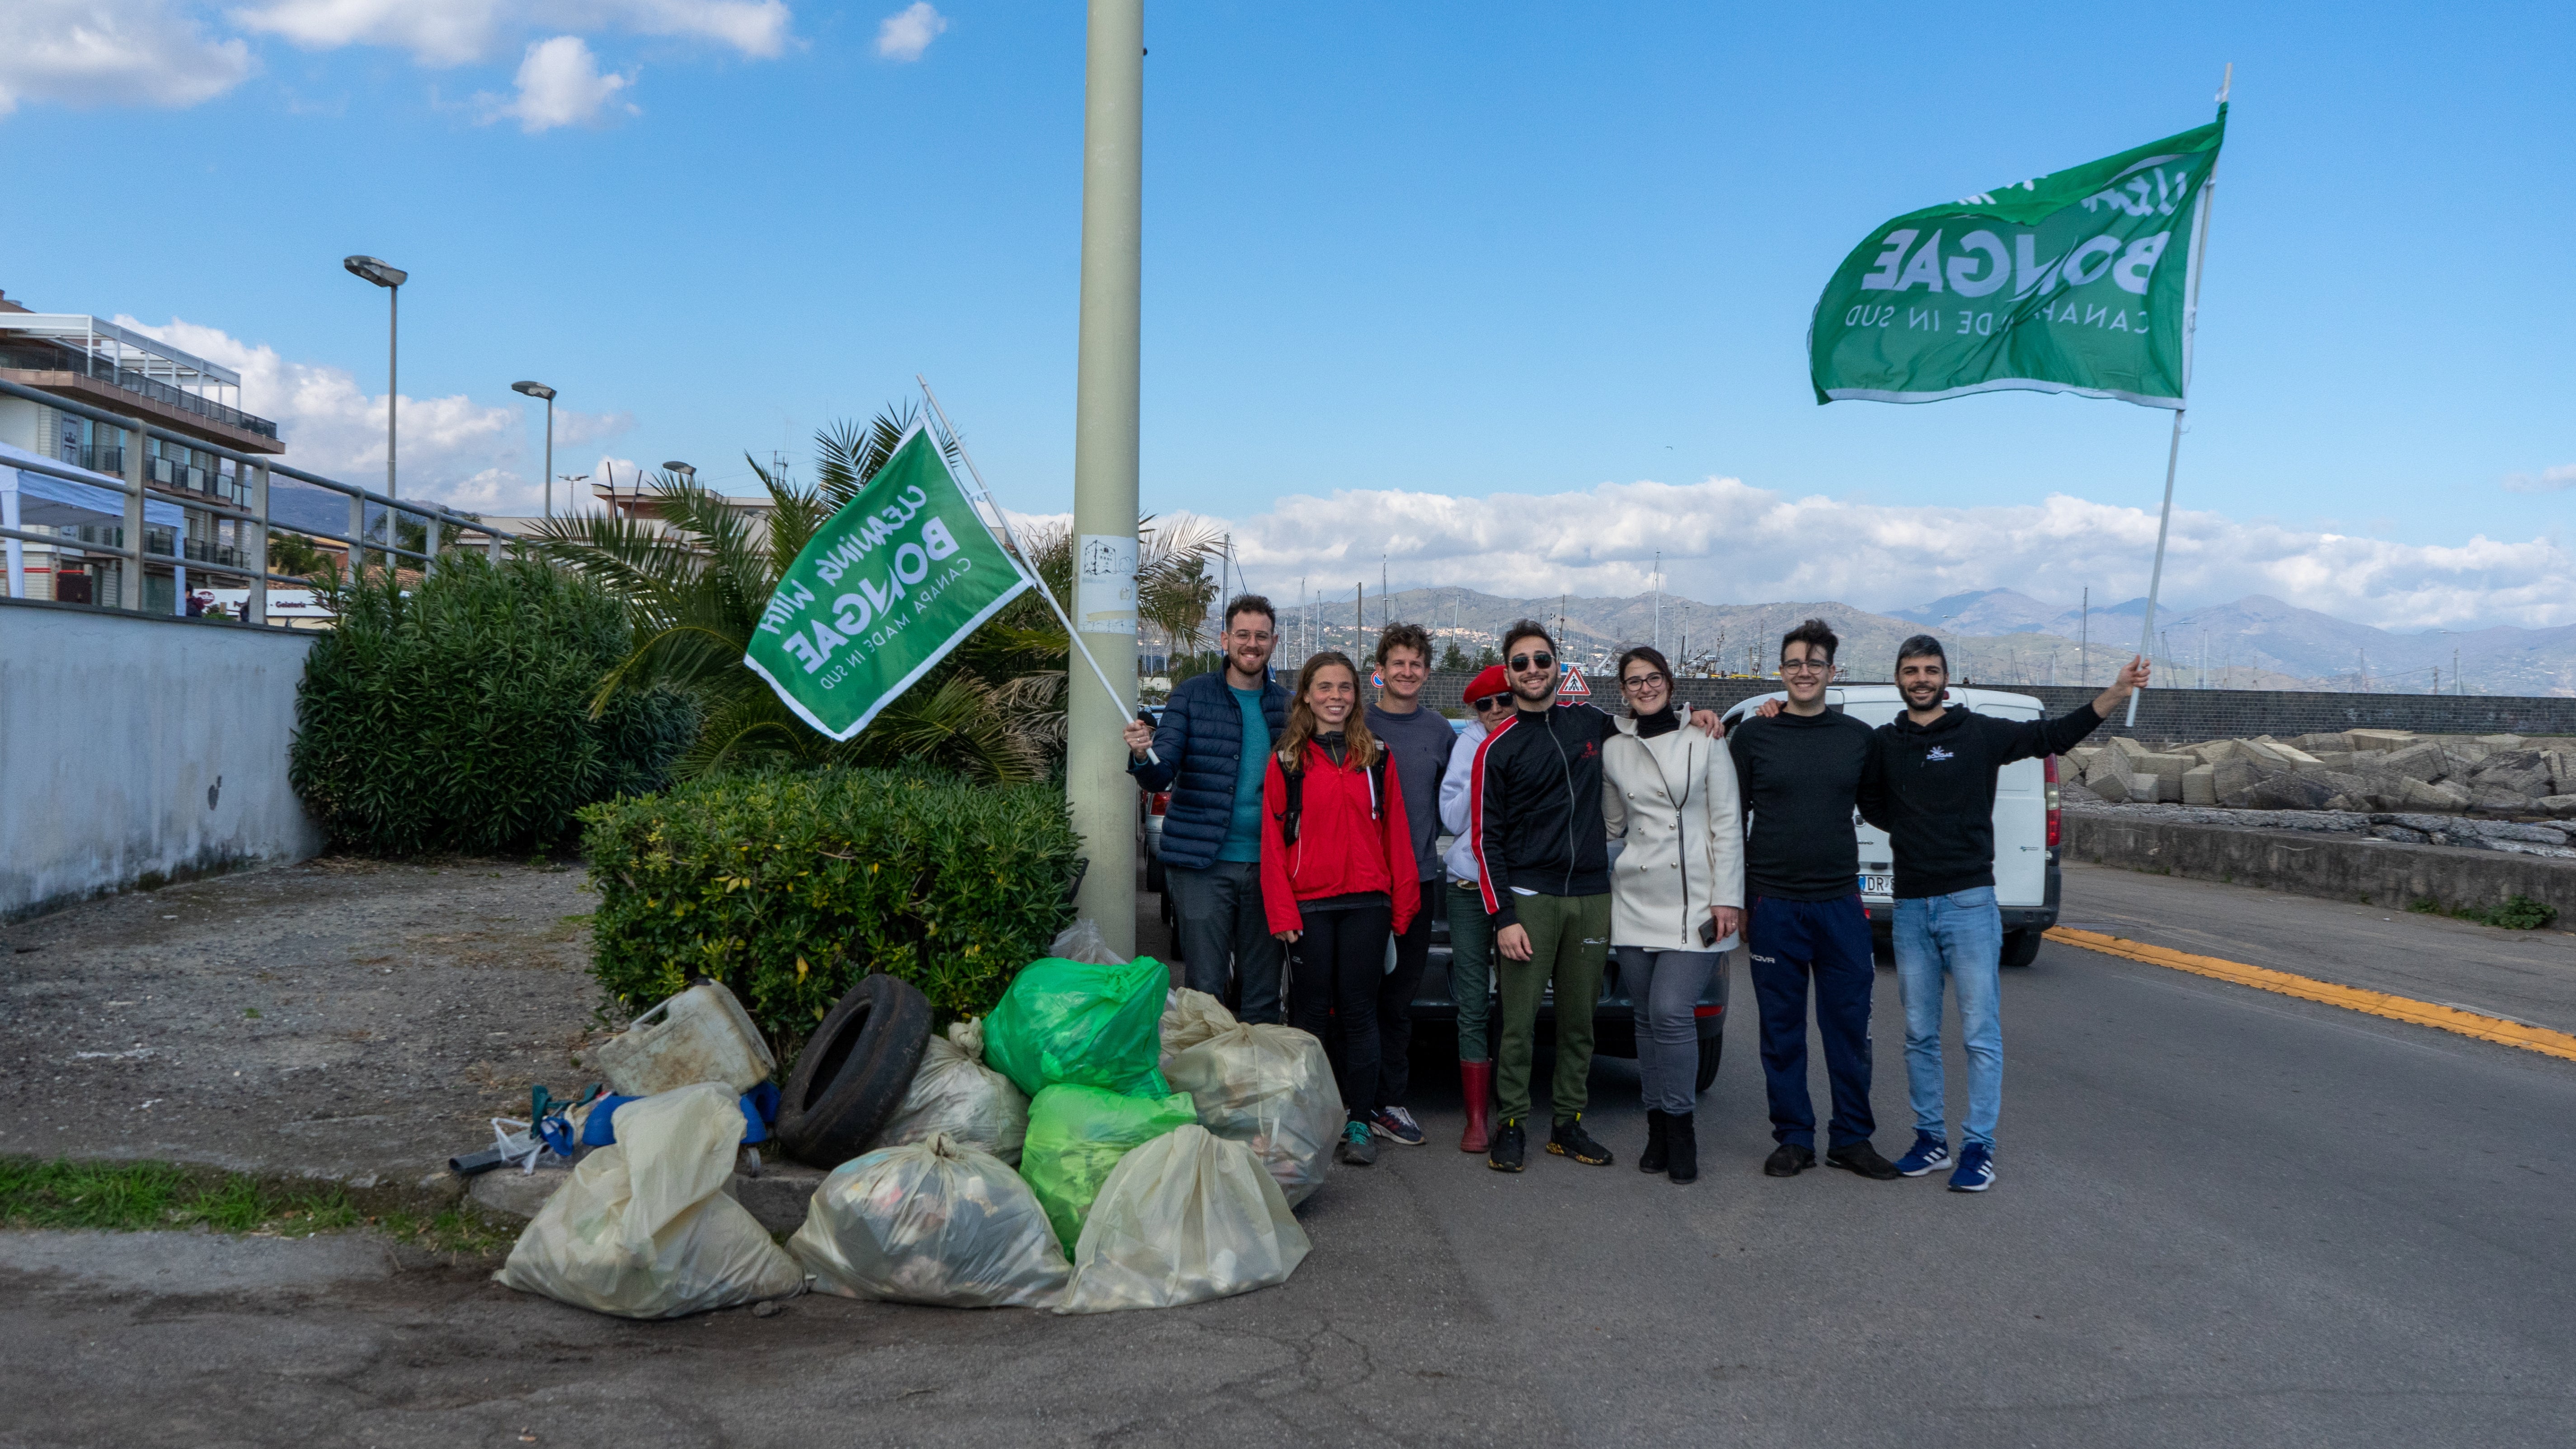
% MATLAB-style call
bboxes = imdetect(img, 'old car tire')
[2001,928,2043,969]
[775,972,933,1168]
[1695,1035,1724,1094]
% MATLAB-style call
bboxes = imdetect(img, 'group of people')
[1125,595,2148,1193]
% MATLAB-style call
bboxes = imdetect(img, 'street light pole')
[1067,0,1145,954]
[512,381,556,520]
[344,256,406,574]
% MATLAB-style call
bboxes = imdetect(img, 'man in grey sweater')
[1363,623,1457,1147]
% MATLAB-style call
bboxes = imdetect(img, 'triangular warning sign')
[1556,661,1591,702]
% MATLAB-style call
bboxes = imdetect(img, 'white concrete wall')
[2,600,326,920]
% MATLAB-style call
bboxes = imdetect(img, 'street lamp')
[662,460,696,481]
[342,257,406,502]
[511,381,556,520]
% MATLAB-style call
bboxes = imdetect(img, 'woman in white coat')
[1603,646,1744,1184]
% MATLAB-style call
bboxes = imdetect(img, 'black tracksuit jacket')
[1865,702,2104,899]
[1470,703,1620,929]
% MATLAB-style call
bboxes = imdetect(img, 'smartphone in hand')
[1698,916,1722,948]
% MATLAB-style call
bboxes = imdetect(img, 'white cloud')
[0,0,255,115]
[873,2,944,61]
[479,35,634,131]
[113,316,632,516]
[229,0,790,65]
[2503,464,2576,495]
[1211,476,2576,632]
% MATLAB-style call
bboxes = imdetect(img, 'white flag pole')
[917,375,1157,763]
[2127,64,2230,729]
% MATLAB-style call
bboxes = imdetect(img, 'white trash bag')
[789,1132,1070,1309]
[1158,988,1237,1069]
[1048,919,1127,966]
[1162,1021,1341,1207]
[494,1082,803,1318]
[875,1023,1030,1164]
[1058,1124,1310,1314]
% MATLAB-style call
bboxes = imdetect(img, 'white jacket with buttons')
[1603,713,1746,952]
[1438,721,1487,885]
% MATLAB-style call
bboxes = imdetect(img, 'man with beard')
[1871,637,2148,1192]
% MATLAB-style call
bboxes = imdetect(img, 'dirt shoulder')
[0,857,601,1198]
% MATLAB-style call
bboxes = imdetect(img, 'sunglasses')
[1471,695,1510,711]
[1509,652,1555,671]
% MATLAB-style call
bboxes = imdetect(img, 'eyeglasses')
[1779,659,1833,675]
[1471,696,1510,711]
[1508,652,1554,671]
[1621,671,1667,691]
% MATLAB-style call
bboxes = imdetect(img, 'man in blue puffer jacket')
[1124,595,1294,1022]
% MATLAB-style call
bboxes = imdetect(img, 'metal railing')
[0,344,280,439]
[0,375,522,628]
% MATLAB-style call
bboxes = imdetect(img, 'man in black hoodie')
[1870,636,2148,1193]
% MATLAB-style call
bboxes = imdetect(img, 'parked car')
[1721,685,2062,967]
[1406,831,1728,1093]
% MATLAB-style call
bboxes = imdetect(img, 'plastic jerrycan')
[593,980,777,1096]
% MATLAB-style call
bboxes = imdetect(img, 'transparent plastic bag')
[1158,988,1237,1069]
[1162,1022,1342,1207]
[984,957,1172,1099]
[1058,1125,1310,1314]
[494,1082,803,1318]
[876,1032,1030,1165]
[1019,1084,1197,1252]
[1048,919,1127,966]
[788,1132,1068,1309]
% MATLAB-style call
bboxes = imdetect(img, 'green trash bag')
[983,957,1173,1099]
[1019,1084,1197,1252]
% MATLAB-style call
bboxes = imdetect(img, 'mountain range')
[1275,586,2576,697]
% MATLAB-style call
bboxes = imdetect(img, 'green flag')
[1810,108,2225,408]
[743,427,1034,741]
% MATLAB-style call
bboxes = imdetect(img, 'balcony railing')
[0,345,279,440]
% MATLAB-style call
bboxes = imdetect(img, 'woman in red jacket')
[1262,651,1417,1167]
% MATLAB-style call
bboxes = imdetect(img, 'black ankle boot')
[1666,1111,1699,1184]
[1638,1109,1670,1173]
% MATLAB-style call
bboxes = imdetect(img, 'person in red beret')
[1434,662,1514,1150]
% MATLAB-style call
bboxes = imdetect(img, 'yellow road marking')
[2044,927,2576,1064]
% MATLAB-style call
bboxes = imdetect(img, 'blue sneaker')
[1947,1142,1994,1192]
[1893,1132,1951,1177]
[1335,1118,1378,1166]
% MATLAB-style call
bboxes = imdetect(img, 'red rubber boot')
[1458,1060,1494,1153]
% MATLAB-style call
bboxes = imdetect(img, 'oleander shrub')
[579,766,1082,1046]
[289,554,698,854]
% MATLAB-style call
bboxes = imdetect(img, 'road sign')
[1557,661,1591,703]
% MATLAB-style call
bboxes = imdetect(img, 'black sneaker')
[1487,1118,1528,1173]
[1826,1141,1903,1181]
[1547,1116,1614,1166]
[1638,1109,1670,1174]
[1763,1142,1816,1177]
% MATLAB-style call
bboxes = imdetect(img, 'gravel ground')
[0,857,601,1195]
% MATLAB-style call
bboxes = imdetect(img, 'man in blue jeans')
[1125,596,1292,1022]
[1866,636,2148,1191]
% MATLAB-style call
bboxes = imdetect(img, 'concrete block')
[2181,764,2219,807]
[2382,742,2450,782]
[2534,795,2576,820]
[2402,778,2473,813]
[2440,738,2492,770]
[2064,745,2104,775]
[2471,754,2552,799]
[2347,729,2418,750]
[2305,750,2358,770]
[2107,736,2150,762]
[2477,734,2528,750]
[2243,774,2337,811]
[2247,737,2323,766]
[2289,732,2354,753]
[2134,752,2195,786]
[2210,759,2261,800]
[2546,750,2576,795]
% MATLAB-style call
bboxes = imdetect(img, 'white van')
[1721,685,2063,967]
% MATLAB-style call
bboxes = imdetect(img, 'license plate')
[1861,873,1894,898]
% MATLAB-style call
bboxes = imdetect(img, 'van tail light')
[1149,792,1170,817]
[2044,755,2062,848]
[1693,1004,1723,1018]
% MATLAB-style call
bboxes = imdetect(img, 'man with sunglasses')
[1437,664,1514,1152]
[1727,619,1903,1182]
[1470,621,1721,1172]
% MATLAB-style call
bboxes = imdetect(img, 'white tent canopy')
[2,439,187,601]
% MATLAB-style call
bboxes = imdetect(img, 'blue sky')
[3,2,2570,628]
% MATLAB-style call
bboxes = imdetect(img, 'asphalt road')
[6,874,2574,1448]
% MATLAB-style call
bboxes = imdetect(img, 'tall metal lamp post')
[344,255,405,576]
[512,381,556,519]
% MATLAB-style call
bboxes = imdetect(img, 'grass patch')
[2403,895,2560,930]
[372,1205,520,1257]
[0,1158,360,1235]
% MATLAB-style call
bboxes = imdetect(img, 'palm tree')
[529,407,1219,783]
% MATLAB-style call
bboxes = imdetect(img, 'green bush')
[290,555,697,854]
[579,766,1082,1045]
